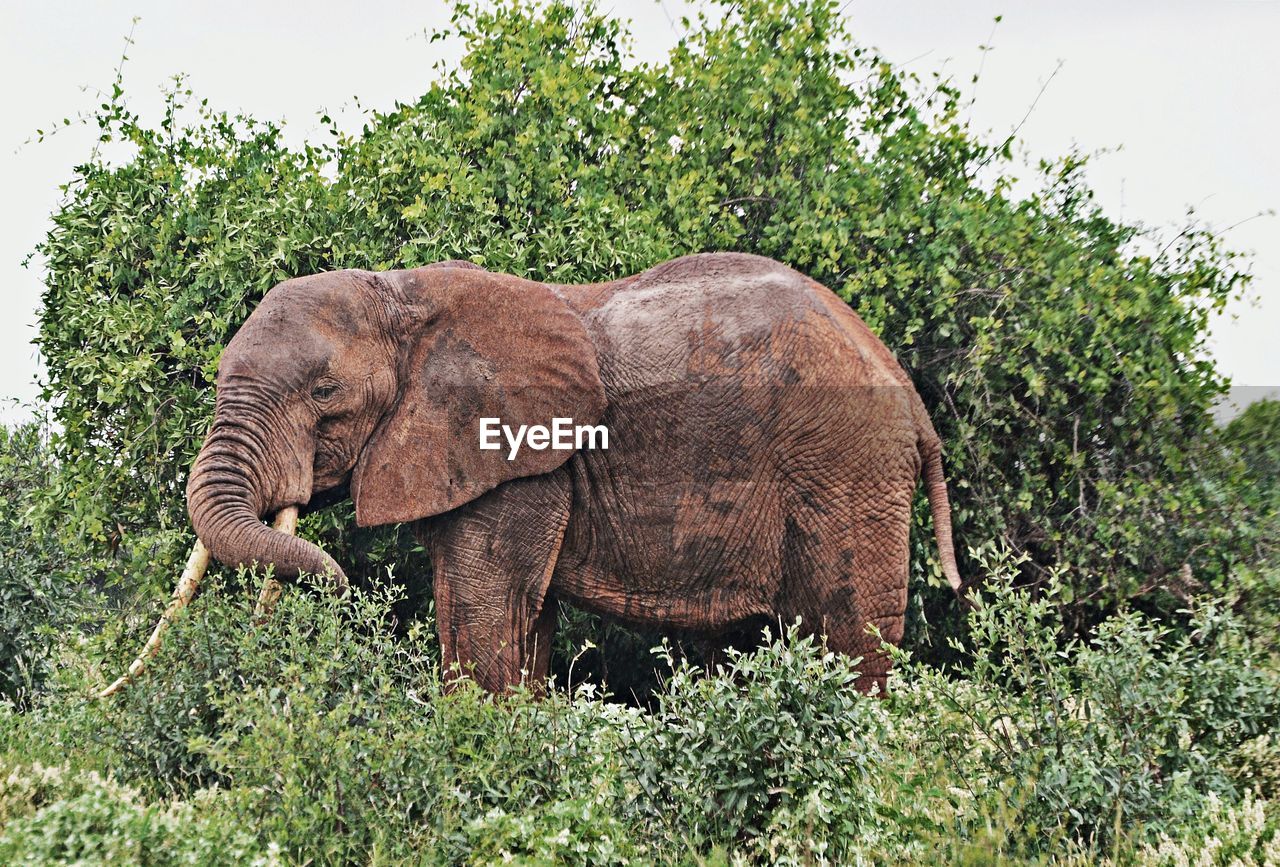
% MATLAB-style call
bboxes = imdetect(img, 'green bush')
[0,423,80,704]
[0,761,272,866]
[632,626,888,861]
[1221,399,1280,647]
[199,600,646,863]
[31,0,1262,665]
[77,573,644,863]
[1225,399,1280,515]
[887,550,1280,856]
[1231,735,1280,800]
[83,571,433,797]
[1132,792,1280,866]
[4,564,1279,864]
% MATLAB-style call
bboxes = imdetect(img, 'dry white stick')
[97,506,299,698]
[253,507,297,621]
[97,540,211,698]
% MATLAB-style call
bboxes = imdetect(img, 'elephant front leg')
[428,473,571,694]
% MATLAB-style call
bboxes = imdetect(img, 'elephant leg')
[428,473,571,694]
[836,521,912,694]
[779,488,913,695]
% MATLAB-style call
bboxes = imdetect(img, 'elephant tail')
[918,432,965,595]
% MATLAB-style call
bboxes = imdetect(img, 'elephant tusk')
[253,507,298,622]
[97,539,212,698]
[97,506,300,698]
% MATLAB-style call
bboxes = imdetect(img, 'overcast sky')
[2,0,1276,425]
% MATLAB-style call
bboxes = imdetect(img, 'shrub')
[83,570,431,797]
[1131,792,1280,867]
[1225,399,1280,516]
[1231,735,1280,801]
[200,633,649,863]
[631,625,889,862]
[0,423,79,704]
[1221,400,1280,646]
[0,761,272,866]
[4,563,1280,864]
[31,1,1260,669]
[888,550,1280,855]
[85,571,646,863]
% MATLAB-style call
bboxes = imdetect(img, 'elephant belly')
[550,533,781,632]
[548,252,923,634]
[551,382,791,631]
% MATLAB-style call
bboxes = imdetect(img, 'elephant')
[104,252,962,697]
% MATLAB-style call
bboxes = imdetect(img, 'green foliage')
[1226,399,1280,504]
[0,760,274,865]
[0,423,80,704]
[632,629,887,860]
[5,567,1277,864]
[887,550,1280,856]
[1224,399,1280,584]
[32,0,1258,647]
[83,572,433,797]
[1231,735,1280,802]
[1131,792,1280,866]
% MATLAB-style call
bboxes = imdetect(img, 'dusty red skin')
[186,252,962,694]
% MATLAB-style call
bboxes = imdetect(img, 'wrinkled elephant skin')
[185,253,962,693]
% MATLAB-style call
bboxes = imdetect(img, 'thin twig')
[971,59,1064,176]
[90,17,140,162]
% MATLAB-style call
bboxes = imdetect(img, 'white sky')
[2,1,1277,425]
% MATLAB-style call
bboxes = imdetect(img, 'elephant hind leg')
[777,494,912,695]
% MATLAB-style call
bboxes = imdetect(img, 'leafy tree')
[33,0,1255,663]
[1225,398,1280,512]
[1221,399,1280,646]
[0,422,79,702]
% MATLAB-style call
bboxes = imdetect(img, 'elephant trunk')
[99,406,348,699]
[186,418,347,589]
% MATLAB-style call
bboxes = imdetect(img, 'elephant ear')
[351,267,605,527]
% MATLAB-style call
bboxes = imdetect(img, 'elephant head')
[188,260,606,583]
[100,261,605,695]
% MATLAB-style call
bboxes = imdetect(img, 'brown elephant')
[106,252,962,696]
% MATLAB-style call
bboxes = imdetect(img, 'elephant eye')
[311,384,339,401]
